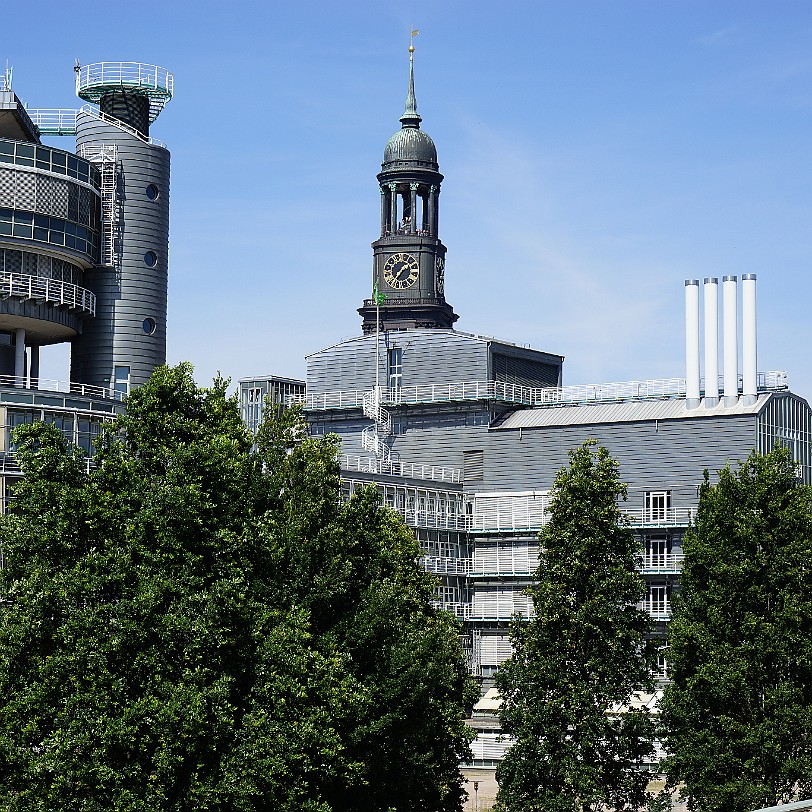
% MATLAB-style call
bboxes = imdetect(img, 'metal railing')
[399,508,469,531]
[431,601,471,619]
[0,374,122,401]
[76,62,173,124]
[622,507,696,528]
[294,372,789,412]
[342,454,462,483]
[28,106,167,147]
[26,108,79,136]
[0,273,95,316]
[419,556,472,575]
[640,553,685,573]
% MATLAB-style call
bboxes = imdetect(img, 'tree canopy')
[0,363,475,811]
[660,447,812,812]
[495,441,657,812]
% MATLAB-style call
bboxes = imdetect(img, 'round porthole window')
[143,317,157,335]
[143,251,157,267]
[146,184,160,201]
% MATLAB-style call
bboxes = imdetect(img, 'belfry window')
[388,347,403,391]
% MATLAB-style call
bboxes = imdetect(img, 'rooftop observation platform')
[292,371,789,412]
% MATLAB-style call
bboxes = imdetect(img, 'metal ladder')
[78,144,119,270]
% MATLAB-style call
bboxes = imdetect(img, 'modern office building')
[239,48,812,799]
[0,62,173,510]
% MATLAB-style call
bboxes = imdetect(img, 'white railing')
[0,374,122,401]
[400,508,469,531]
[419,556,472,575]
[471,493,696,533]
[76,62,173,124]
[640,553,685,573]
[431,600,471,619]
[342,454,462,483]
[622,507,696,527]
[26,108,79,135]
[639,601,671,621]
[471,491,551,533]
[293,372,789,411]
[0,273,96,316]
[28,105,167,147]
[77,62,173,96]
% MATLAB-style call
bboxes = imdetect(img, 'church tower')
[358,45,458,334]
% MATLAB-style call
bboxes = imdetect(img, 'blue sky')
[6,1,812,397]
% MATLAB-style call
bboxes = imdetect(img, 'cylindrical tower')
[70,62,173,392]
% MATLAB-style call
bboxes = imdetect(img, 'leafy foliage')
[0,363,475,811]
[495,441,656,812]
[660,448,812,812]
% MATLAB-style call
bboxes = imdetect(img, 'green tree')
[660,448,812,812]
[495,441,657,812]
[0,364,475,811]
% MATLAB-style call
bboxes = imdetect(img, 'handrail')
[0,272,96,316]
[28,106,167,147]
[76,62,173,124]
[0,374,122,401]
[419,556,472,575]
[342,454,462,483]
[293,372,789,412]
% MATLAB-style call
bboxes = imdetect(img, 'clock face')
[383,252,420,290]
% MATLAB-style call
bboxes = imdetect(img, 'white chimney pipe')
[703,278,719,407]
[685,280,701,409]
[723,275,738,406]
[742,274,757,405]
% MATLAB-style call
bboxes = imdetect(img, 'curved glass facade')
[0,139,101,190]
[0,208,99,262]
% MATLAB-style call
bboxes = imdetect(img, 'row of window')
[0,139,101,190]
[0,207,99,260]
[6,409,104,454]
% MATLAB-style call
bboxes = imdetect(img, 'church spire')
[400,37,422,129]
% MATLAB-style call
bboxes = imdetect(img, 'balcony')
[419,556,472,575]
[640,553,685,574]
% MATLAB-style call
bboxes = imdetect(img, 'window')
[645,490,671,522]
[142,317,157,335]
[143,251,157,267]
[114,365,130,399]
[644,534,670,568]
[145,184,160,201]
[388,347,403,391]
[645,583,670,617]
[243,387,263,432]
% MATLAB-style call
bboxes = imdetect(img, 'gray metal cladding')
[71,113,169,389]
[306,329,491,394]
[482,413,760,496]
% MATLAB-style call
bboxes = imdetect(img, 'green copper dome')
[382,52,438,168]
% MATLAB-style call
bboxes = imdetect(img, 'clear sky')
[6,1,812,397]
